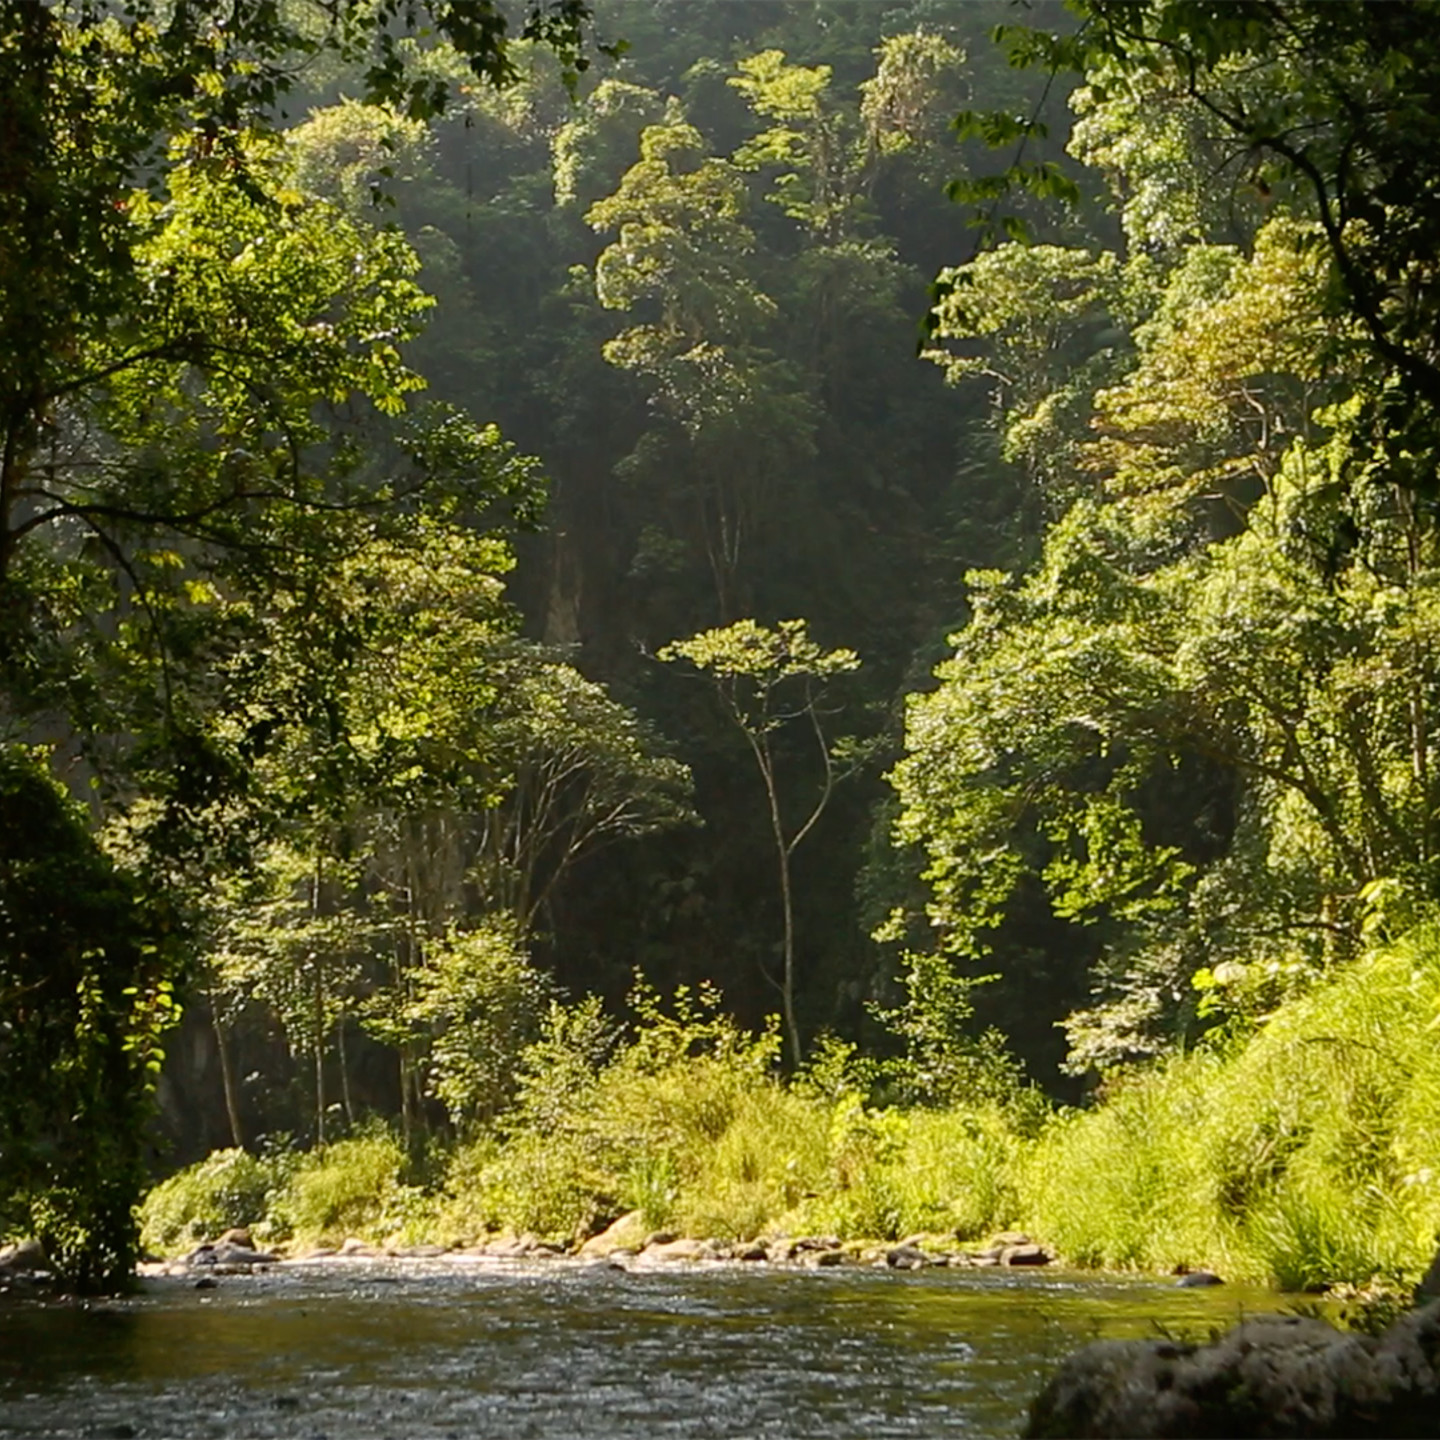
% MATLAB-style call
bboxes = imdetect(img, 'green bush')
[140,1148,291,1255]
[268,1129,422,1244]
[895,1105,1024,1240]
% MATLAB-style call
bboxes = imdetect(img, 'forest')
[6,0,1440,1306]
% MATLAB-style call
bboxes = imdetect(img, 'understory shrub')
[268,1129,425,1245]
[139,932,1440,1286]
[140,1146,294,1254]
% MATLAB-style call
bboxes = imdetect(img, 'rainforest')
[7,7,1440,1423]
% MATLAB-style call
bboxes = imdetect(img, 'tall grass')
[141,930,1440,1288]
[1023,926,1440,1286]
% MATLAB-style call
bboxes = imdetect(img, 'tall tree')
[660,619,858,1065]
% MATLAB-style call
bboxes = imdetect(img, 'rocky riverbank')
[135,1216,1060,1279]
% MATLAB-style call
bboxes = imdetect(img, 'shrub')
[140,1147,291,1255]
[896,1105,1024,1240]
[268,1129,421,1244]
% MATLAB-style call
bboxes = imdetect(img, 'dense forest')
[8,0,1440,1298]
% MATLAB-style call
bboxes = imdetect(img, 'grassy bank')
[142,932,1440,1293]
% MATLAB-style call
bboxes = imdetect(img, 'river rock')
[793,1236,841,1254]
[339,1237,378,1257]
[217,1228,254,1249]
[186,1240,279,1268]
[886,1244,931,1270]
[389,1243,451,1259]
[802,1248,846,1268]
[1175,1269,1224,1288]
[1024,1300,1440,1438]
[0,1238,47,1273]
[1002,1244,1051,1267]
[736,1243,769,1262]
[644,1237,710,1262]
[578,1211,648,1259]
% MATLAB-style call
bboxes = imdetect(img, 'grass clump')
[140,1146,293,1255]
[269,1128,425,1246]
[1022,926,1440,1287]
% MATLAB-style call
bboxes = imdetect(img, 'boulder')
[1002,1244,1051,1267]
[1024,1300,1440,1438]
[643,1237,710,1262]
[735,1243,769,1262]
[338,1237,378,1257]
[216,1228,254,1249]
[0,1238,47,1273]
[578,1211,648,1259]
[793,1235,842,1253]
[886,1244,931,1270]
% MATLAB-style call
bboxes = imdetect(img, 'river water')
[0,1259,1285,1438]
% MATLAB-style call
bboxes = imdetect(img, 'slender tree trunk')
[337,1013,355,1130]
[209,992,245,1150]
[313,965,327,1146]
[757,746,801,1068]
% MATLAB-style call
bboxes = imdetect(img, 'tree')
[659,619,859,1066]
[587,116,817,620]
[0,749,177,1291]
[982,2,1440,498]
[201,510,693,1146]
[0,0,596,1287]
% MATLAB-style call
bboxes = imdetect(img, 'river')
[0,1258,1286,1438]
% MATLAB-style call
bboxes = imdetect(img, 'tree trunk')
[757,744,802,1068]
[209,993,245,1150]
[313,965,327,1146]
[338,1013,355,1130]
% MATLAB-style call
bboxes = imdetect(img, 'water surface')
[0,1259,1285,1438]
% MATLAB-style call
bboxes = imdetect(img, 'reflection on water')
[0,1260,1283,1438]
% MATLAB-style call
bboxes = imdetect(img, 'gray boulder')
[1025,1301,1440,1438]
[0,1238,47,1273]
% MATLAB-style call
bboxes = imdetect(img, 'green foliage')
[871,950,1032,1112]
[1022,926,1440,1286]
[409,921,555,1127]
[0,747,179,1291]
[269,1129,422,1246]
[416,978,1026,1247]
[660,620,861,1066]
[139,1147,294,1255]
